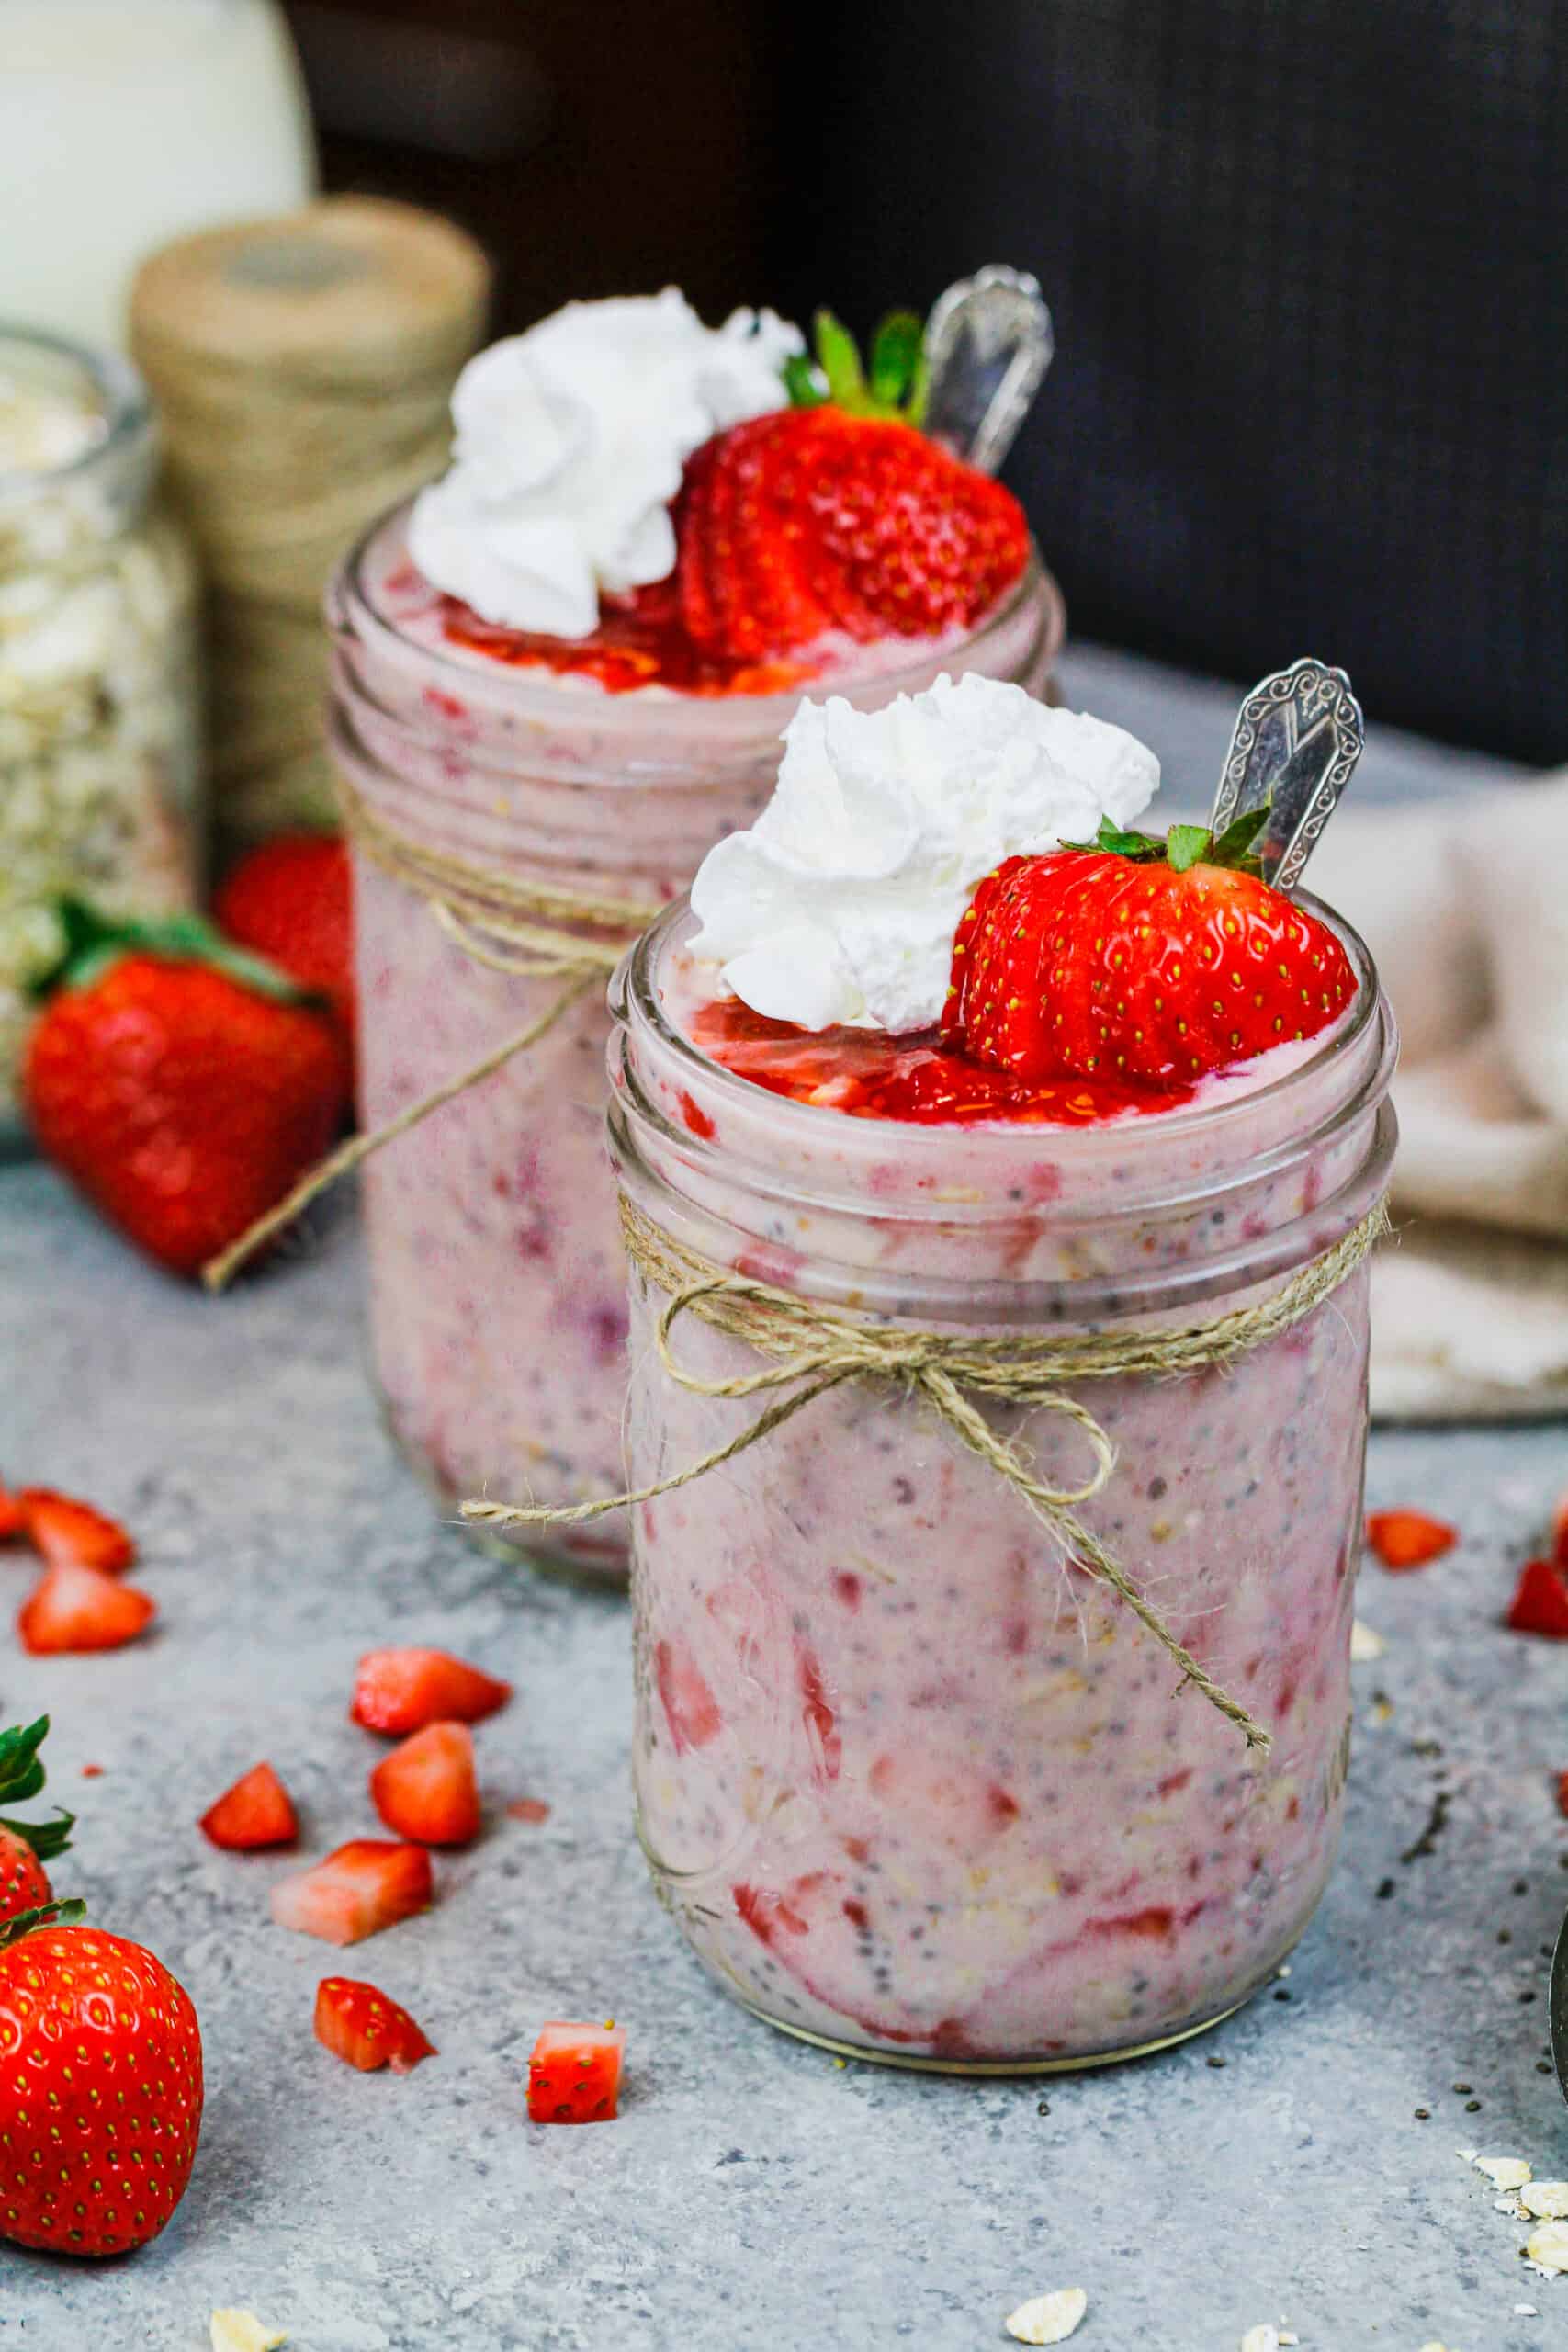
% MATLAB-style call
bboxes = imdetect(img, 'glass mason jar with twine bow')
[321,500,1065,1580]
[465,897,1396,2066]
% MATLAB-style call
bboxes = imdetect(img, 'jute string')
[201,777,662,1291]
[130,198,490,850]
[463,1194,1392,1752]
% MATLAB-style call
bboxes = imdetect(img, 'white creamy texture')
[408,290,802,639]
[0,374,104,475]
[689,673,1160,1032]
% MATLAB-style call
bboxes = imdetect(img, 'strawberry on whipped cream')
[332,289,1065,1577]
[610,676,1397,2064]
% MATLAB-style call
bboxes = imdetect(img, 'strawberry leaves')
[1064,804,1269,876]
[32,898,318,1007]
[0,1716,73,1862]
[784,308,931,426]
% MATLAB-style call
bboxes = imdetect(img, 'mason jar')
[0,327,201,1151]
[608,897,1397,2068]
[327,498,1065,1582]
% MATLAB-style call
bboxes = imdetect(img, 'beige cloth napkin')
[1306,782,1568,1419]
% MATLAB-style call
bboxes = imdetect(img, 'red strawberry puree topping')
[617,873,1393,2065]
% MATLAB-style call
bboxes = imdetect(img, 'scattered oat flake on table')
[1472,2154,1533,2190]
[1515,2305,1539,2317]
[1239,2327,1280,2351]
[1521,2181,1568,2221]
[1004,2287,1088,2345]
[210,2313,287,2352]
[1350,1619,1385,1661]
[1525,2218,1568,2273]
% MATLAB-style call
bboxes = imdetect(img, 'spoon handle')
[1551,1901,1568,2107]
[920,265,1055,476]
[1210,658,1365,893]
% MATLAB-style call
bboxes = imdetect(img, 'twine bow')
[201,779,661,1289]
[464,1194,1392,1752]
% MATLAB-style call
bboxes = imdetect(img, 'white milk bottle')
[0,1,317,348]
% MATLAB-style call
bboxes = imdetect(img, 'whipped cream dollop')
[408,290,802,639]
[688,673,1159,1032]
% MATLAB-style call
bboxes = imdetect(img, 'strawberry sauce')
[440,582,815,698]
[691,996,1197,1125]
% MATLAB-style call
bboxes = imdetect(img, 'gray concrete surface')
[3,1161,1567,2352]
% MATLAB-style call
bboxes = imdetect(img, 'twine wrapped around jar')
[130,197,490,853]
[200,776,663,1288]
[462,1193,1393,1751]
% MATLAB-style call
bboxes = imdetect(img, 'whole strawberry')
[0,1901,204,2256]
[23,900,350,1280]
[213,832,356,1069]
[944,810,1357,1086]
[0,1717,73,1928]
[669,309,1031,662]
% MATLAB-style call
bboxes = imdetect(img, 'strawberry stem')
[31,898,318,1008]
[0,1717,74,1863]
[1066,804,1269,876]
[0,1896,86,1951]
[784,307,932,428]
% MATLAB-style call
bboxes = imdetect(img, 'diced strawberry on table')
[270,1838,433,1946]
[526,2020,626,2124]
[0,1483,25,1541]
[1365,1510,1457,1570]
[369,1721,480,1846]
[200,1762,299,1851]
[19,1488,134,1573]
[314,1975,435,2074]
[351,1647,512,1735]
[1505,1556,1568,1639]
[17,1560,156,1654]
[1552,1488,1568,1566]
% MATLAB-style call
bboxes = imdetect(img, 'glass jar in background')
[611,899,1396,2067]
[0,330,202,1151]
[0,1,314,351]
[327,501,1065,1584]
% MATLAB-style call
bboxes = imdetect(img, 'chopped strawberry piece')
[350,1647,512,1735]
[1557,1770,1568,1819]
[270,1838,434,1945]
[200,1761,298,1850]
[1505,1556,1568,1639]
[369,1722,480,1847]
[17,1560,155,1655]
[314,1976,435,2074]
[1365,1510,1457,1570]
[1552,1489,1568,1567]
[0,1483,25,1541]
[654,1637,723,1754]
[18,1488,134,1573]
[796,1644,840,1781]
[526,2020,625,2124]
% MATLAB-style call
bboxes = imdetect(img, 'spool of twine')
[130,196,491,854]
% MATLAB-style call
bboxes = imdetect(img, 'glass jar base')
[372,1379,629,1590]
[721,1987,1253,2076]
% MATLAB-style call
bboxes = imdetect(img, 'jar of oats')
[0,327,201,1148]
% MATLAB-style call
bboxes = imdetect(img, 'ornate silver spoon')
[920,264,1055,476]
[1551,1904,1568,2105]
[1208,658,1366,892]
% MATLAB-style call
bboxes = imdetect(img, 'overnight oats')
[329,288,1063,1577]
[592,677,1396,2068]
[0,329,200,1144]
